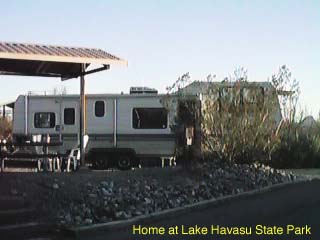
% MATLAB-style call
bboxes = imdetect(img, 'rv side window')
[132,108,168,129]
[64,108,75,125]
[34,112,55,128]
[95,101,105,117]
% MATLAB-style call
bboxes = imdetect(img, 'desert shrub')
[0,117,12,139]
[201,65,320,168]
[202,79,282,164]
[271,119,320,168]
[166,67,320,169]
[269,66,320,168]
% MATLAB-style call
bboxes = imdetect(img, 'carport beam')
[80,64,85,167]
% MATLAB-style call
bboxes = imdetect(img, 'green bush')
[271,121,320,168]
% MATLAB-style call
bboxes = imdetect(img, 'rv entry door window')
[95,101,105,117]
[34,112,56,128]
[132,108,168,129]
[64,108,75,125]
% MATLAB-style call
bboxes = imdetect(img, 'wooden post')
[80,64,85,167]
[2,105,5,119]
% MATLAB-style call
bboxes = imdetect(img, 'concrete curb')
[64,178,312,238]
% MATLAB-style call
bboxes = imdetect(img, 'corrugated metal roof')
[0,42,127,65]
[0,41,127,78]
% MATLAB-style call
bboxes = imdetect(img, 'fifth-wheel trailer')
[10,82,283,169]
[12,88,187,169]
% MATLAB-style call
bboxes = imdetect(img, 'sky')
[0,0,319,116]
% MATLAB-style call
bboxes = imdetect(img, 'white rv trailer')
[10,81,283,169]
[179,81,283,124]
[12,89,187,169]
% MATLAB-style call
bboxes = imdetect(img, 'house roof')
[0,42,127,78]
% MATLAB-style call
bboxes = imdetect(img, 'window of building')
[132,108,168,129]
[34,112,55,128]
[64,108,75,125]
[95,101,105,117]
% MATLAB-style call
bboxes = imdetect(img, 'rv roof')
[24,93,172,99]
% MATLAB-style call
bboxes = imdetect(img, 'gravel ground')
[0,161,301,227]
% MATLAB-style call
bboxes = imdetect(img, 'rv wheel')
[92,158,107,169]
[117,154,131,170]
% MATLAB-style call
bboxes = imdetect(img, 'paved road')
[0,195,61,240]
[77,179,320,240]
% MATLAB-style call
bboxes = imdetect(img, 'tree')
[270,65,300,122]
[163,73,202,167]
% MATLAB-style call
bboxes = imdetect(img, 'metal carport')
[0,42,127,166]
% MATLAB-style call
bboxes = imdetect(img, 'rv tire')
[92,158,107,169]
[117,154,131,170]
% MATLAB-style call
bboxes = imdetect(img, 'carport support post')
[80,64,85,167]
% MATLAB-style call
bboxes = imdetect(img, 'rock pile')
[58,162,299,226]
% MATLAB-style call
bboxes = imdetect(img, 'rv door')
[61,100,79,140]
